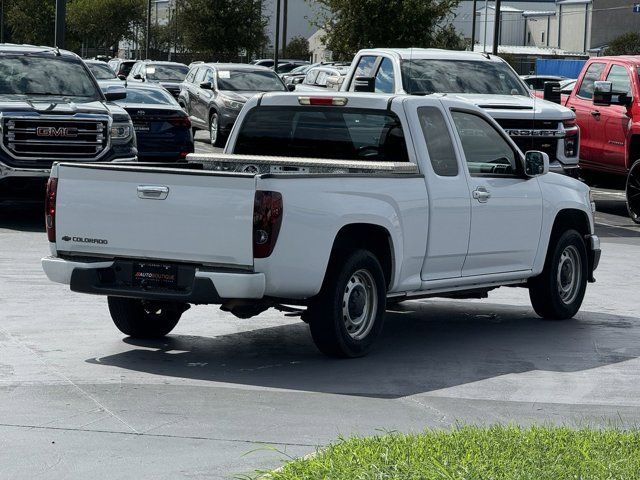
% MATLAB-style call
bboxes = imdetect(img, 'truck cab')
[341,48,580,176]
[563,56,640,222]
[0,45,137,201]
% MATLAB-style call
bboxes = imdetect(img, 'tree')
[67,0,145,54]
[607,32,640,56]
[179,0,267,60]
[312,0,463,59]
[5,0,56,46]
[284,36,310,60]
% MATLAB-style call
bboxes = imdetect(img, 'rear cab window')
[234,106,409,162]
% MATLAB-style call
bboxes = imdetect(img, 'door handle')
[590,110,601,117]
[472,186,491,203]
[137,185,169,200]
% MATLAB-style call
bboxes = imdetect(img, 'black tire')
[107,297,185,338]
[528,229,588,320]
[209,111,226,148]
[307,249,386,358]
[626,159,640,224]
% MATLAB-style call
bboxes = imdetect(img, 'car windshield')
[401,59,529,96]
[235,106,409,162]
[116,87,176,105]
[289,65,310,75]
[0,56,101,99]
[87,62,116,80]
[217,70,286,92]
[145,64,188,81]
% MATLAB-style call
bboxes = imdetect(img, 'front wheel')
[209,112,226,147]
[528,229,588,320]
[307,249,387,358]
[107,297,185,338]
[626,159,640,224]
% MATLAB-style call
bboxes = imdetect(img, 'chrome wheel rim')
[557,245,581,305]
[627,165,640,222]
[210,114,218,144]
[342,269,377,340]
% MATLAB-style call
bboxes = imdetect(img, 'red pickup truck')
[563,56,640,223]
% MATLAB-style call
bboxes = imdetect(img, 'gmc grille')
[2,117,109,168]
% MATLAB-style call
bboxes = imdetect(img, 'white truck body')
[42,92,600,357]
[340,48,580,175]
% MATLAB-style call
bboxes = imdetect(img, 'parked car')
[294,65,350,91]
[0,45,135,201]
[127,60,189,100]
[114,84,193,162]
[108,58,137,79]
[281,62,351,86]
[178,63,289,147]
[341,48,580,176]
[561,56,640,222]
[42,92,599,358]
[522,75,567,91]
[85,59,122,92]
[274,60,310,74]
[251,58,308,70]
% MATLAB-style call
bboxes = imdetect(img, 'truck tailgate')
[54,164,256,267]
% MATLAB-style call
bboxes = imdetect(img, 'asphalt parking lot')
[1,141,640,479]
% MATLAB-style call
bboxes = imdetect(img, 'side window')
[195,67,207,83]
[349,56,377,91]
[606,64,631,94]
[185,68,196,83]
[304,69,319,85]
[315,71,329,87]
[375,58,395,94]
[451,111,518,177]
[418,107,458,176]
[577,62,605,99]
[204,68,215,84]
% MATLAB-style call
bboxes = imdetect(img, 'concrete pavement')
[1,169,640,478]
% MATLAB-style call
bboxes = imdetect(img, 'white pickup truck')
[42,92,600,358]
[341,48,580,176]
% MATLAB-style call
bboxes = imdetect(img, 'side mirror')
[292,77,304,85]
[353,76,375,92]
[117,74,127,81]
[524,151,549,177]
[199,81,213,90]
[287,84,296,92]
[543,81,561,104]
[133,73,143,80]
[593,81,613,106]
[104,85,127,101]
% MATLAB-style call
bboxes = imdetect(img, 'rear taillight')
[45,177,58,243]
[253,191,283,258]
[169,115,191,128]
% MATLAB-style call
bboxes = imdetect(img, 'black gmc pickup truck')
[0,45,137,201]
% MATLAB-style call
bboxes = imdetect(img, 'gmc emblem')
[36,127,79,138]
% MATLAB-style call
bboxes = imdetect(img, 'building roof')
[472,44,586,56]
[478,5,525,12]
[522,10,556,16]
[556,0,591,4]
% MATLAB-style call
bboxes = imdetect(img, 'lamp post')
[145,0,152,59]
[55,0,66,48]
[492,0,502,55]
[274,0,281,68]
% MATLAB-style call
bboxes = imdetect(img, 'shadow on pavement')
[0,202,45,232]
[87,300,640,399]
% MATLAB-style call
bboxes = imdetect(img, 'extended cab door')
[405,101,471,280]
[448,109,543,276]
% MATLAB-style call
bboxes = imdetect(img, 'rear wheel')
[529,229,588,320]
[107,297,185,338]
[307,249,386,358]
[626,159,640,224]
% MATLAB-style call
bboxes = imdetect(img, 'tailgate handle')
[137,185,169,200]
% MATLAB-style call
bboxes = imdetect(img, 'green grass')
[265,425,640,479]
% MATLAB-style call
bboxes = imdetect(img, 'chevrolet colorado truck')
[561,56,640,223]
[0,45,136,201]
[341,48,580,176]
[42,92,600,358]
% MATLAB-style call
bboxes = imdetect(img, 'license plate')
[134,123,150,132]
[132,262,178,289]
